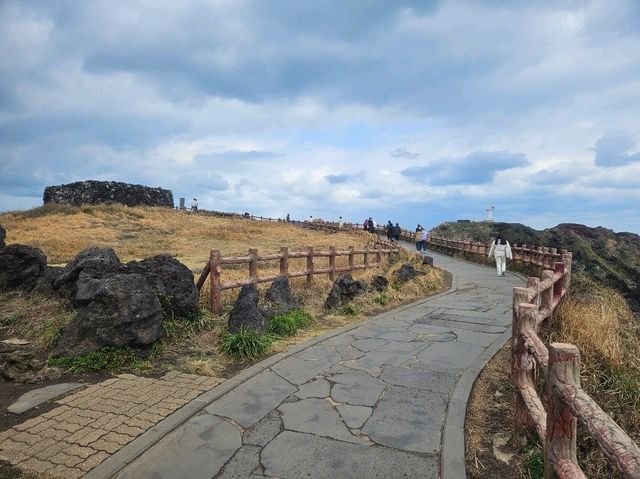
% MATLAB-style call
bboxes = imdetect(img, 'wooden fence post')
[553,262,566,302]
[280,246,289,276]
[329,246,336,282]
[562,252,572,290]
[364,246,369,269]
[306,246,314,287]
[209,250,222,315]
[541,270,554,320]
[249,248,258,282]
[513,303,541,445]
[545,343,580,479]
[376,246,382,265]
[527,277,541,308]
[348,246,354,272]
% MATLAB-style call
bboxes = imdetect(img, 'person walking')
[488,234,513,276]
[415,225,427,251]
[367,217,374,234]
[393,223,401,242]
[191,198,198,212]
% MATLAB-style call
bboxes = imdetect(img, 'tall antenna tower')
[486,206,495,223]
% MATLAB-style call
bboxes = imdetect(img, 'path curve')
[88,248,524,479]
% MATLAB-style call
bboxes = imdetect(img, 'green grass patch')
[48,346,146,373]
[336,303,360,316]
[374,293,390,305]
[269,309,314,337]
[219,328,274,360]
[162,308,217,341]
[521,440,544,479]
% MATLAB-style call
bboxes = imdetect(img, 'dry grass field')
[0,203,448,379]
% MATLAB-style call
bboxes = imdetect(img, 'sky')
[1,1,639,233]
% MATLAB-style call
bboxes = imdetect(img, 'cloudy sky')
[1,1,639,233]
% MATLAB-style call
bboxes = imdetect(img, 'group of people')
[385,221,402,242]
[363,217,377,233]
[415,225,428,251]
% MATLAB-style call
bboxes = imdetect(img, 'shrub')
[374,293,389,305]
[219,328,273,360]
[269,309,314,337]
[337,303,359,316]
[162,308,217,341]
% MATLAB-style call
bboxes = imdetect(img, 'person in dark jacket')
[367,218,374,233]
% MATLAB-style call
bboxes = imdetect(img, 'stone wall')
[43,180,174,208]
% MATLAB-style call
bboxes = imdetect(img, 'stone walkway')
[86,248,523,479]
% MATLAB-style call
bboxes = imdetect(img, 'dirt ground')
[465,344,536,479]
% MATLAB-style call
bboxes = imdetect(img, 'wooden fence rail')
[196,241,399,314]
[512,256,640,478]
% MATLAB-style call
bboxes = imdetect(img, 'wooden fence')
[430,234,640,477]
[196,239,399,314]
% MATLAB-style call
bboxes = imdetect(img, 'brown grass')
[0,203,384,268]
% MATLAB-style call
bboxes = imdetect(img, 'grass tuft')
[219,328,274,360]
[521,440,544,479]
[269,309,314,337]
[336,303,360,316]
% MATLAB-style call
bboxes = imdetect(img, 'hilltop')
[431,221,640,312]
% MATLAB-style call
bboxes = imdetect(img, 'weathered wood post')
[329,246,336,282]
[348,246,355,273]
[280,246,289,277]
[545,343,580,479]
[364,246,369,269]
[375,246,382,265]
[528,277,541,308]
[553,262,566,303]
[512,289,535,446]
[209,250,222,315]
[306,247,314,287]
[249,248,258,283]
[561,252,572,290]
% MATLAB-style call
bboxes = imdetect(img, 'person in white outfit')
[488,234,512,276]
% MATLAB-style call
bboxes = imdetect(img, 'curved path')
[88,248,524,479]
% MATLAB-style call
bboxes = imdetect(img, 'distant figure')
[338,216,343,229]
[393,222,401,242]
[367,217,374,234]
[243,212,250,218]
[415,225,427,251]
[191,198,198,212]
[363,218,369,231]
[286,213,290,222]
[386,221,393,241]
[488,234,513,277]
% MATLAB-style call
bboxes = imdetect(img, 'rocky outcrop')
[128,255,199,317]
[260,275,300,320]
[393,264,425,284]
[43,180,173,208]
[228,284,267,334]
[0,224,5,249]
[325,274,368,309]
[369,275,389,293]
[52,273,164,357]
[0,245,47,292]
[54,247,123,299]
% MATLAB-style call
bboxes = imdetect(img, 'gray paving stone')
[380,365,460,394]
[334,344,365,360]
[336,404,372,429]
[328,371,386,406]
[206,370,296,427]
[340,358,383,377]
[423,318,506,333]
[115,413,241,479]
[417,340,485,371]
[453,328,503,347]
[242,410,282,447]
[217,445,262,479]
[8,383,84,414]
[323,334,355,346]
[261,431,438,478]
[356,340,429,367]
[279,398,361,444]
[362,386,447,453]
[270,351,340,385]
[351,338,387,352]
[295,378,331,399]
[373,331,416,342]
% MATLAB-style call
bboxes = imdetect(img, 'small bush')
[269,309,314,337]
[48,346,145,373]
[374,293,389,305]
[162,308,216,341]
[219,328,273,360]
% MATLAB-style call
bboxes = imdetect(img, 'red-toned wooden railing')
[512,256,640,478]
[195,240,399,314]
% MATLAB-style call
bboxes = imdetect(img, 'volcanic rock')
[260,275,300,320]
[0,245,47,292]
[53,273,163,357]
[228,283,267,334]
[325,274,368,309]
[393,263,426,284]
[369,275,389,293]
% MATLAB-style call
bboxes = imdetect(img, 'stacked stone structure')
[43,180,173,208]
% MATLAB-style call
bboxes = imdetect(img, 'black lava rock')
[228,283,267,334]
[43,180,173,208]
[393,263,426,284]
[325,274,368,309]
[0,244,47,292]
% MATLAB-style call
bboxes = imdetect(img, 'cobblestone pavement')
[0,372,224,478]
[97,249,523,479]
